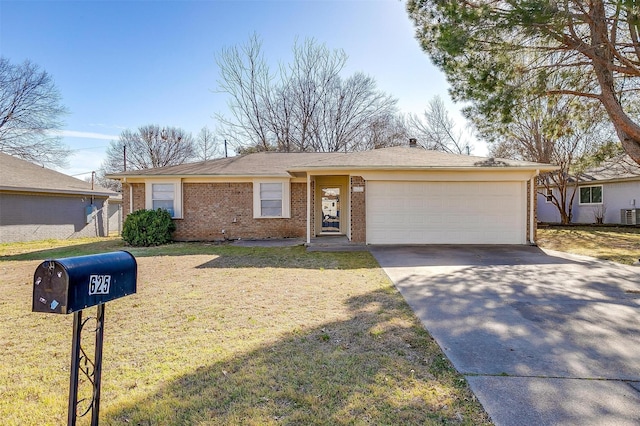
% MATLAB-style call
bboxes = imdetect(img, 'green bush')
[122,209,176,246]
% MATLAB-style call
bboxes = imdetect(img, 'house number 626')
[89,275,111,295]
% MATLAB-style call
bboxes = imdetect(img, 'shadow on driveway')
[370,245,640,426]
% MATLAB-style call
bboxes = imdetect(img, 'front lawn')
[0,238,489,425]
[537,225,640,265]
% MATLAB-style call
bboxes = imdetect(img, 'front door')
[321,186,341,233]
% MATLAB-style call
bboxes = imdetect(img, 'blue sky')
[1,0,483,178]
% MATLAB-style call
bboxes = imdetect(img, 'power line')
[70,145,108,152]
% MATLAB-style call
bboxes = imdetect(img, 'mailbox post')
[33,251,137,426]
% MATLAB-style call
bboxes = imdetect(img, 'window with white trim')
[145,180,182,218]
[545,188,553,203]
[260,183,282,216]
[579,185,603,204]
[253,180,290,218]
[152,183,175,215]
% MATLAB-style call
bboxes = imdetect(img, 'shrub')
[122,209,176,246]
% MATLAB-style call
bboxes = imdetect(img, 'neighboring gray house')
[107,196,123,236]
[537,155,640,224]
[0,153,116,243]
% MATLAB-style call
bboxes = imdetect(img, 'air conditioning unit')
[620,209,640,225]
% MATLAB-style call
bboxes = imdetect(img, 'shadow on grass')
[100,288,487,425]
[0,239,126,261]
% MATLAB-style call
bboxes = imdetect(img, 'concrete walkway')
[370,245,640,426]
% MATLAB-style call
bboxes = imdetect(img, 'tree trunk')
[559,209,571,225]
[589,0,640,165]
[616,130,640,166]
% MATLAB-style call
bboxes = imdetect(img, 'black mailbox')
[33,251,137,314]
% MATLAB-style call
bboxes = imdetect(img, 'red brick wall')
[122,183,130,216]
[528,179,536,244]
[122,183,145,219]
[173,182,306,241]
[350,176,366,243]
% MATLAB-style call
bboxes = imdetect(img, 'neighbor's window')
[253,180,290,218]
[545,188,553,203]
[579,185,603,204]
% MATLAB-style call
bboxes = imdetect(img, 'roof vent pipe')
[409,138,417,148]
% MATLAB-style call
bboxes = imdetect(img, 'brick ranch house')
[107,145,557,245]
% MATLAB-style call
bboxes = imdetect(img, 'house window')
[579,185,603,204]
[253,180,290,218]
[145,180,182,218]
[152,183,175,216]
[260,183,282,216]
[545,188,553,203]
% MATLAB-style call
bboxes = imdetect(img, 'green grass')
[537,225,640,264]
[0,238,489,425]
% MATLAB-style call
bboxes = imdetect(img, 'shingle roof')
[0,152,116,196]
[289,146,554,170]
[107,147,556,179]
[108,152,340,178]
[578,154,640,182]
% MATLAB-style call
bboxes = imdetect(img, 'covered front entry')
[366,181,526,244]
[314,176,349,236]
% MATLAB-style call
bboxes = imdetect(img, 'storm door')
[321,186,341,233]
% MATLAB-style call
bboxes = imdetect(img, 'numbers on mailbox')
[89,275,111,295]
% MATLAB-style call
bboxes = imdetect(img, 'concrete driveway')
[369,245,640,426]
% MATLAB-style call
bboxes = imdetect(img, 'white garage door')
[367,181,525,244]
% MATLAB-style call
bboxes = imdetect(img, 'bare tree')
[409,96,472,154]
[215,34,273,152]
[312,73,398,152]
[99,125,195,189]
[0,57,70,167]
[357,112,409,151]
[215,35,399,153]
[283,38,347,151]
[121,125,195,169]
[94,169,121,192]
[194,126,222,161]
[478,95,608,224]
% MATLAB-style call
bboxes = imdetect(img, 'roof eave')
[0,186,115,197]
[107,173,292,179]
[107,165,560,179]
[288,165,559,173]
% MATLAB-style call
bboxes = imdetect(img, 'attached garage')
[367,181,526,244]
[294,147,557,246]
